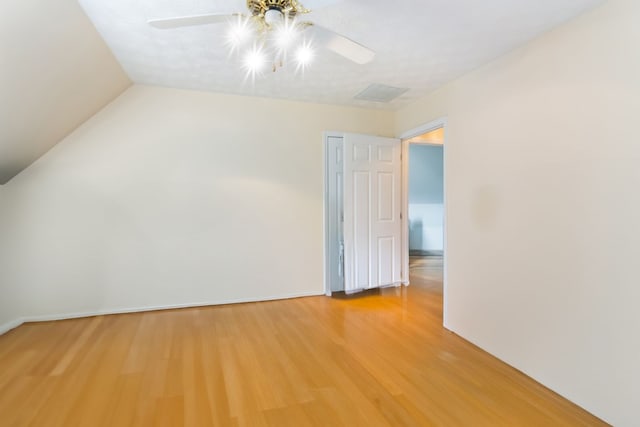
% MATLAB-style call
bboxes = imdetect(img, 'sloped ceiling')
[78,0,603,110]
[0,0,605,184]
[0,0,131,185]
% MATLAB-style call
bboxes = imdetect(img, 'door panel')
[378,236,394,285]
[343,133,401,293]
[353,171,370,288]
[378,172,394,221]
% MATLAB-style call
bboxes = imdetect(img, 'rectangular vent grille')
[354,84,409,103]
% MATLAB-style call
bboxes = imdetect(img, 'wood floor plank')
[0,257,608,426]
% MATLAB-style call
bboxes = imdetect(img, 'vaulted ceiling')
[0,0,131,184]
[79,0,603,109]
[1,0,603,184]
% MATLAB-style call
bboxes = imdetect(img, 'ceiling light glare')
[295,41,314,71]
[273,19,299,53]
[243,45,267,78]
[226,16,252,52]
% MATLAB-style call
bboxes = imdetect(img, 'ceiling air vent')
[354,84,409,103]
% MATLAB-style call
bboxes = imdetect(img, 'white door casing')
[327,136,345,292]
[343,133,402,293]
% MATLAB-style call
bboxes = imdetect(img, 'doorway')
[323,122,446,323]
[407,133,444,257]
[400,118,448,325]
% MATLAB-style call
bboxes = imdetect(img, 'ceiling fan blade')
[311,25,375,65]
[148,13,234,29]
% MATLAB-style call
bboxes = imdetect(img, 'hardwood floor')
[0,257,606,426]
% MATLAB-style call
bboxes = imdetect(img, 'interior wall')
[408,145,444,252]
[395,1,639,425]
[0,187,18,331]
[0,85,394,322]
[0,0,131,184]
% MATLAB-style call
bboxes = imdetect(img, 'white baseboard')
[0,318,24,336]
[0,291,324,335]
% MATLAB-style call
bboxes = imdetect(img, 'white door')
[343,133,402,293]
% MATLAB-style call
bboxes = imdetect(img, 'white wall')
[408,204,444,251]
[0,85,393,322]
[396,1,639,425]
[0,186,20,332]
[408,145,444,252]
[0,0,130,184]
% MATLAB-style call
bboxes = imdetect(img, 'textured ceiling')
[78,0,603,110]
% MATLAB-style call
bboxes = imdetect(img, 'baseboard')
[0,318,24,336]
[409,250,444,256]
[1,291,324,334]
[444,324,608,425]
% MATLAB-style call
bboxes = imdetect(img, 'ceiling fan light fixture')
[264,8,285,26]
[226,16,253,51]
[248,0,304,19]
[272,18,300,52]
[243,45,268,76]
[147,0,376,77]
[294,41,314,70]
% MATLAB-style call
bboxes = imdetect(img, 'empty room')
[0,0,638,425]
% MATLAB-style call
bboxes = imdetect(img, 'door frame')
[323,131,344,296]
[399,117,449,326]
[323,122,448,308]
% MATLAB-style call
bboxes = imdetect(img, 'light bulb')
[295,42,314,69]
[273,19,300,53]
[226,16,252,52]
[264,9,284,26]
[243,45,267,77]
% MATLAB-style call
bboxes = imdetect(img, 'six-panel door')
[343,133,402,293]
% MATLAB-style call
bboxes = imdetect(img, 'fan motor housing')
[247,0,301,18]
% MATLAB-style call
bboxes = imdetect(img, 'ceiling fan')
[148,0,375,73]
